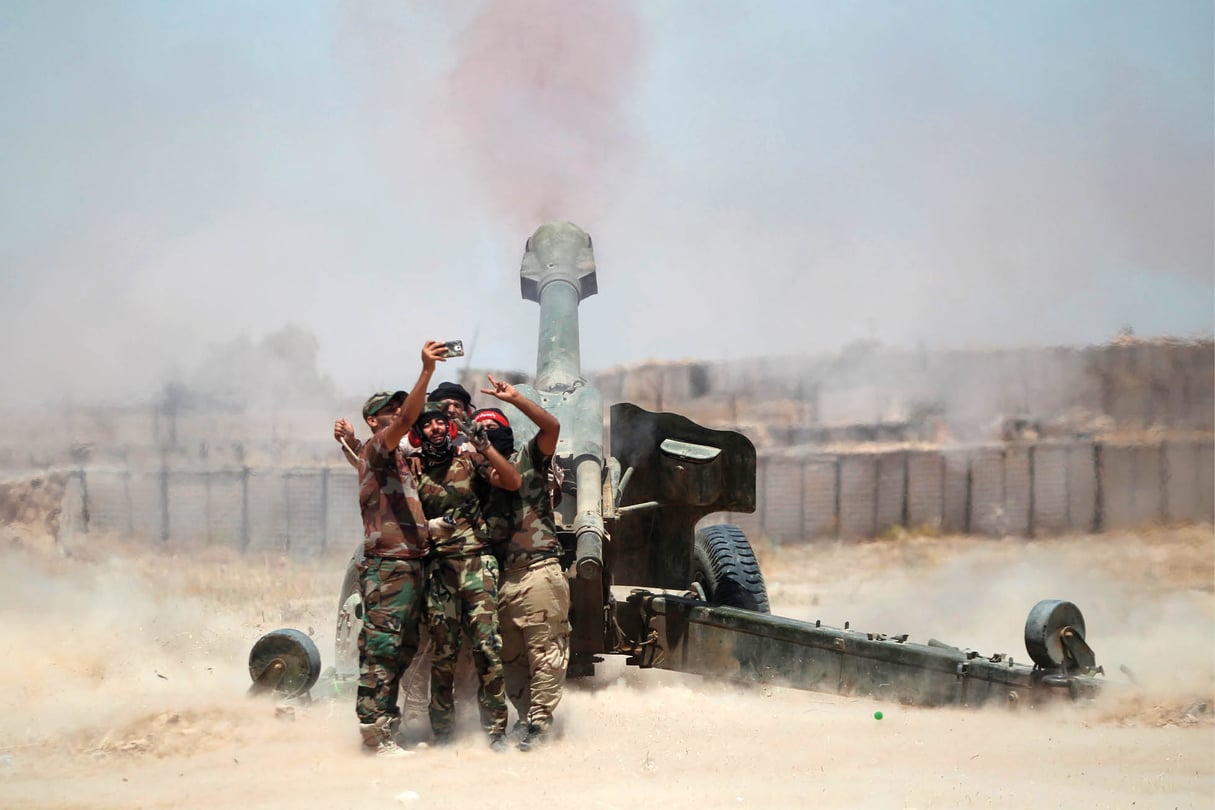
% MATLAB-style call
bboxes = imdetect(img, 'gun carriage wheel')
[1024,599,1095,671]
[692,523,770,613]
[334,554,362,679]
[248,628,322,698]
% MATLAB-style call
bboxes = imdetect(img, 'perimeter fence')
[60,465,362,556]
[56,436,1213,552]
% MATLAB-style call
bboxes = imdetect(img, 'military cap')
[413,402,448,429]
[362,390,406,418]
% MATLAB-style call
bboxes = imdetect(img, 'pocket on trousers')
[522,609,550,627]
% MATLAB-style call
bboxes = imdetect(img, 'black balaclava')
[415,405,452,463]
[473,408,514,457]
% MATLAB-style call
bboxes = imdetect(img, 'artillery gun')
[251,221,1104,708]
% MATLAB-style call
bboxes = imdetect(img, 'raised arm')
[480,373,560,457]
[381,340,447,451]
[476,442,523,491]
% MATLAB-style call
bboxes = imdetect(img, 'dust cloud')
[766,527,1215,699]
[1,527,1211,809]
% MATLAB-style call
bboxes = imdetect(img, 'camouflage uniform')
[343,432,471,463]
[493,436,571,735]
[478,476,516,547]
[354,433,430,750]
[350,425,475,723]
[414,451,508,739]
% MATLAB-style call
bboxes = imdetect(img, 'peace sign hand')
[480,374,519,404]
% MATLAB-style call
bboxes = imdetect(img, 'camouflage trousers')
[426,553,507,737]
[499,558,571,731]
[395,628,479,722]
[355,557,426,735]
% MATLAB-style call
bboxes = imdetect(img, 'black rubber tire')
[248,627,322,697]
[692,524,770,614]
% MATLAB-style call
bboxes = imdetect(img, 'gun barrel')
[573,457,605,579]
[519,222,605,576]
[520,222,598,393]
[535,280,583,391]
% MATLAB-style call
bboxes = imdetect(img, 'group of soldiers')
[334,340,570,757]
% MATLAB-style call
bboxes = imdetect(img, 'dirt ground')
[1,525,1211,809]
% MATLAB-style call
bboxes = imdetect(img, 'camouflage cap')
[413,402,448,429]
[362,390,406,419]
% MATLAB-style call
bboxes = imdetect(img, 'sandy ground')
[0,525,1212,809]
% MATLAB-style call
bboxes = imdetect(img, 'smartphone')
[443,340,465,358]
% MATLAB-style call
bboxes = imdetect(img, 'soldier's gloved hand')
[464,419,491,452]
[427,514,456,540]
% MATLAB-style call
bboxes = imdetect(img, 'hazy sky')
[2,0,1211,404]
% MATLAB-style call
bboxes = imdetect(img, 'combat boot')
[384,714,403,745]
[516,722,544,752]
[359,720,413,759]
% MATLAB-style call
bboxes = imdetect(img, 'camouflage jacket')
[478,479,515,544]
[494,436,561,574]
[413,452,493,558]
[357,432,429,559]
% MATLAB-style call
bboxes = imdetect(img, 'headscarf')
[473,407,514,458]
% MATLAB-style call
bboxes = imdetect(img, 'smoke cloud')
[0,1,1210,406]
[440,0,644,232]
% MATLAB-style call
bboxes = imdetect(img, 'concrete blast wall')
[714,437,1214,544]
[596,340,1215,437]
[37,435,1214,552]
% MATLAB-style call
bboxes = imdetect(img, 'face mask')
[487,423,514,458]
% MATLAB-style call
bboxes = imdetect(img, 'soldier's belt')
[505,554,562,575]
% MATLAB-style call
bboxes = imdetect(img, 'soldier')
[332,377,479,726]
[411,402,521,749]
[475,375,570,751]
[352,340,447,757]
[427,380,475,422]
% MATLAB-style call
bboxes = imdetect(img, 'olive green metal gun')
[491,221,1103,706]
[267,221,1104,708]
